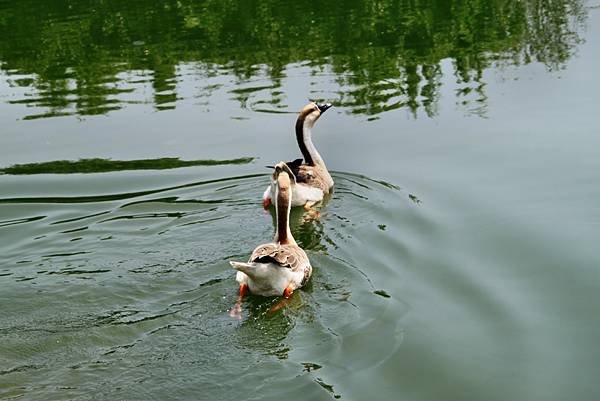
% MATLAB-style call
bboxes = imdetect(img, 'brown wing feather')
[250,243,310,273]
[296,165,330,193]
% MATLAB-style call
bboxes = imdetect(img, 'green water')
[1,1,599,400]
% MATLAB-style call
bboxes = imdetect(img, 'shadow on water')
[0,0,588,119]
[0,169,414,400]
[0,157,254,175]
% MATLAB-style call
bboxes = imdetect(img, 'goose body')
[231,163,312,298]
[262,175,324,207]
[263,102,333,209]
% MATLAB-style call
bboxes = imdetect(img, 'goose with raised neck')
[263,102,334,210]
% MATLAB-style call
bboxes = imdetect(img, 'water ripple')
[0,170,420,400]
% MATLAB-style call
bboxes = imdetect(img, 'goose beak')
[316,103,332,114]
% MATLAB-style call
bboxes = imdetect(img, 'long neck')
[296,117,325,167]
[274,186,295,245]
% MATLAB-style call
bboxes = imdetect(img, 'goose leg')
[267,286,294,315]
[303,201,320,220]
[228,283,249,319]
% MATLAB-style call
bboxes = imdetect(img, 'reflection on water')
[2,2,599,400]
[0,0,587,119]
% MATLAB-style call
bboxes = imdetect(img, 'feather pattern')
[293,164,332,194]
[250,243,312,286]
[280,159,330,193]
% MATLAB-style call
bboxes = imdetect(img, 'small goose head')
[300,102,332,128]
[273,161,297,185]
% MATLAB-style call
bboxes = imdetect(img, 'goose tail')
[230,261,259,276]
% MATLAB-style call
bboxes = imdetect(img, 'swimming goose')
[262,102,333,210]
[231,162,312,302]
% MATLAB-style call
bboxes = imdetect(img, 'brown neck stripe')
[276,188,290,243]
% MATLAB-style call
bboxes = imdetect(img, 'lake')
[1,1,599,400]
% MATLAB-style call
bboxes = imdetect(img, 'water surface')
[1,1,600,400]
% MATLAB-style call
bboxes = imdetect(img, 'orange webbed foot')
[228,284,249,319]
[228,303,242,319]
[267,287,295,315]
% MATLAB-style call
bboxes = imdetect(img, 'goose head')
[299,102,332,128]
[273,161,297,185]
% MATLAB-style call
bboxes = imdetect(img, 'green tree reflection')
[0,0,587,119]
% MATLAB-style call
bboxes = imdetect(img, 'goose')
[262,102,333,210]
[230,162,312,305]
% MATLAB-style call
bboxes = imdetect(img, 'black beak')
[316,102,332,114]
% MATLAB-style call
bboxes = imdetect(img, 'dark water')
[1,1,599,400]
